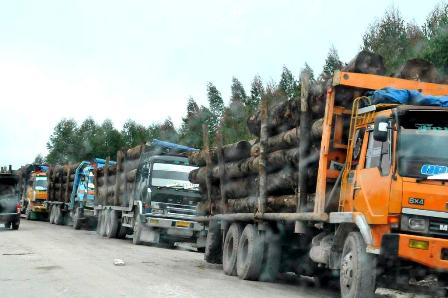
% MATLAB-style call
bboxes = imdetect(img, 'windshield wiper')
[417,173,448,182]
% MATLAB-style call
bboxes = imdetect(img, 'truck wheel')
[25,205,33,220]
[11,221,19,230]
[106,210,119,238]
[340,232,376,298]
[133,221,143,245]
[72,207,82,230]
[204,219,222,264]
[95,211,102,234]
[54,207,64,225]
[49,205,55,224]
[4,222,11,229]
[116,224,129,239]
[236,224,264,280]
[100,209,108,237]
[259,226,281,282]
[223,223,242,276]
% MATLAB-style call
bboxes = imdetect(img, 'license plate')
[149,219,160,225]
[176,221,190,228]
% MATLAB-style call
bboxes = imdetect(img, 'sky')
[0,0,442,168]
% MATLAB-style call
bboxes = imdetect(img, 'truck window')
[365,129,391,175]
[351,128,365,170]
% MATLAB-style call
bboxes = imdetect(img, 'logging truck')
[0,166,20,230]
[95,140,206,250]
[47,159,108,228]
[196,71,448,297]
[17,164,49,220]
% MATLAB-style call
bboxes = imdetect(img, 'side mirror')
[373,116,389,142]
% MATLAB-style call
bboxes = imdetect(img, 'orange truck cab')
[19,164,49,220]
[319,72,448,293]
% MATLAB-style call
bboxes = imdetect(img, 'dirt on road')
[0,220,337,298]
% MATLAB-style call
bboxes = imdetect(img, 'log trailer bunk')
[197,71,448,298]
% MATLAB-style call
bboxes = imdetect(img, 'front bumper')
[142,216,204,237]
[381,233,448,270]
[0,213,20,223]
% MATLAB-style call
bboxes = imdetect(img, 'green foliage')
[247,75,264,113]
[362,7,425,72]
[321,46,343,79]
[278,66,299,100]
[33,154,45,164]
[121,119,148,148]
[46,119,79,164]
[206,82,224,143]
[422,3,448,73]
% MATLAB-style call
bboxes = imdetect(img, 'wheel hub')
[341,251,354,289]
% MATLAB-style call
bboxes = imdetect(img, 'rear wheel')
[25,204,32,220]
[54,207,64,225]
[236,224,264,280]
[133,221,143,245]
[100,209,108,237]
[259,226,281,282]
[106,210,119,238]
[204,218,222,264]
[11,221,19,230]
[340,232,377,298]
[223,223,242,276]
[72,207,82,230]
[4,222,11,229]
[49,205,56,224]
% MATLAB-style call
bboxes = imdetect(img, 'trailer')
[46,159,108,228]
[94,140,206,250]
[194,70,448,297]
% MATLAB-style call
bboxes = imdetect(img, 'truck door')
[352,124,393,224]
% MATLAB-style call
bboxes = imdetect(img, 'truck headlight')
[401,215,428,233]
[408,218,427,231]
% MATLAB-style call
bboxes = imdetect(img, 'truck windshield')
[35,177,47,191]
[398,110,448,178]
[151,162,199,190]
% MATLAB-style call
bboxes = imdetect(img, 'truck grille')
[428,217,448,238]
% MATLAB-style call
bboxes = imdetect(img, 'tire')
[106,210,119,238]
[54,207,64,225]
[11,221,19,230]
[96,211,102,234]
[26,204,32,220]
[236,224,265,280]
[4,222,11,229]
[223,223,242,276]
[259,226,281,282]
[133,221,143,245]
[116,224,128,239]
[204,219,222,264]
[72,207,82,230]
[340,232,377,298]
[100,209,108,237]
[49,205,56,224]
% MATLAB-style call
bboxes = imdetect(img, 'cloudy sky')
[0,0,441,168]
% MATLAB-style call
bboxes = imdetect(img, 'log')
[396,58,441,83]
[227,195,297,213]
[251,128,299,156]
[343,50,385,75]
[126,144,145,160]
[126,169,137,183]
[188,141,251,166]
[247,99,300,137]
[311,118,323,141]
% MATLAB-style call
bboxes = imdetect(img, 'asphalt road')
[0,219,339,298]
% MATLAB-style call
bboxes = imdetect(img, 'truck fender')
[353,213,373,246]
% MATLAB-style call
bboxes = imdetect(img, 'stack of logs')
[94,144,144,207]
[189,50,445,215]
[48,164,79,203]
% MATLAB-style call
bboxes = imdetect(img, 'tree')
[121,119,148,148]
[77,117,99,161]
[179,98,206,148]
[362,7,422,72]
[206,82,224,143]
[230,77,247,104]
[158,118,179,143]
[34,154,45,164]
[248,75,264,113]
[46,119,79,164]
[278,66,299,100]
[96,119,124,159]
[422,3,448,73]
[321,46,343,79]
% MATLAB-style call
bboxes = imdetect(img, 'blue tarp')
[370,87,448,107]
